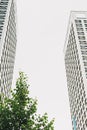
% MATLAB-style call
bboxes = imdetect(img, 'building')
[64,11,87,130]
[0,0,17,98]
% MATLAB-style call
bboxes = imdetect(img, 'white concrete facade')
[64,11,87,130]
[0,0,17,98]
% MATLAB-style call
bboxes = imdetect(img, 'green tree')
[0,72,54,130]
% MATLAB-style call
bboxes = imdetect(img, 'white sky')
[12,0,87,129]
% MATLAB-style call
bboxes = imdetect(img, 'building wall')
[65,12,87,130]
[0,0,16,98]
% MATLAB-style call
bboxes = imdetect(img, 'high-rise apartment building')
[64,12,87,130]
[0,0,16,98]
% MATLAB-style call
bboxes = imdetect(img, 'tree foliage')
[0,72,54,130]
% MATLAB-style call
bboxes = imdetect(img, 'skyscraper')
[64,11,87,130]
[0,0,17,98]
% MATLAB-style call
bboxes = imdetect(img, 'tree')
[0,72,54,130]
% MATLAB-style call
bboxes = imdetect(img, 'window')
[73,117,76,130]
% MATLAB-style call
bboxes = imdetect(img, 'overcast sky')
[12,0,87,129]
